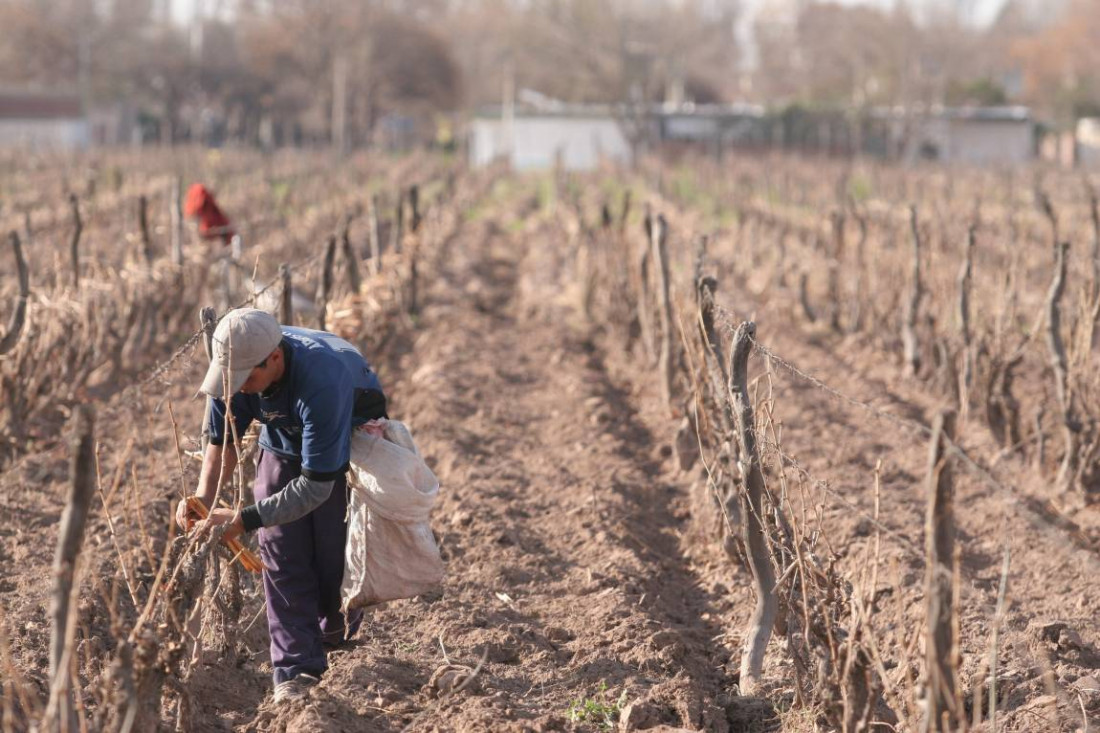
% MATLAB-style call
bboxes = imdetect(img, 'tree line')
[0,0,1093,146]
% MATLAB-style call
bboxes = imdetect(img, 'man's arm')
[239,475,335,532]
[197,442,239,506]
[175,442,240,531]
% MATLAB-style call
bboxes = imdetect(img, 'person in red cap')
[184,183,235,245]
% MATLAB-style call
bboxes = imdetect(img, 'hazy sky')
[169,0,1012,77]
[824,0,1006,25]
[170,0,1011,26]
[734,0,1008,70]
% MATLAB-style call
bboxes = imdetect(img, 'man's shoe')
[273,673,320,704]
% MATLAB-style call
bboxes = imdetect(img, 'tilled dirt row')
[243,211,748,731]
[11,173,1098,733]
[707,247,1100,730]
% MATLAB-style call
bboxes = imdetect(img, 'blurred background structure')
[0,0,1097,167]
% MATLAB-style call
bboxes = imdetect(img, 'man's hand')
[203,507,244,544]
[175,496,209,532]
[180,443,239,534]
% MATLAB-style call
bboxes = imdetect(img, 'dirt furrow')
[713,266,1100,730]
[245,212,744,731]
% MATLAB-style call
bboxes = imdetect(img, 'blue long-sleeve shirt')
[208,327,384,481]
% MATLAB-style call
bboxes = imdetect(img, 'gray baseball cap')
[199,308,283,398]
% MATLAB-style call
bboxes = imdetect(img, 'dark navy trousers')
[255,449,357,684]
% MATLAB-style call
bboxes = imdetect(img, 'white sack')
[341,420,443,612]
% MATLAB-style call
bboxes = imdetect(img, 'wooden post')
[957,224,975,419]
[0,231,29,356]
[618,189,632,238]
[986,352,1023,451]
[614,190,633,304]
[745,209,762,271]
[199,307,218,454]
[848,207,868,331]
[138,194,153,265]
[368,195,382,276]
[578,223,597,321]
[409,184,422,233]
[989,546,1011,733]
[392,194,405,255]
[923,409,958,732]
[728,321,777,695]
[279,263,293,326]
[1084,181,1100,353]
[903,205,923,377]
[693,234,709,286]
[1087,181,1100,302]
[47,406,95,728]
[68,194,82,291]
[697,276,731,433]
[1036,407,1047,470]
[568,188,586,234]
[1039,191,1059,248]
[170,177,184,267]
[407,242,420,317]
[22,208,36,280]
[651,213,674,409]
[798,270,816,323]
[827,211,844,332]
[636,208,656,361]
[341,213,362,293]
[773,225,789,290]
[317,235,337,330]
[1047,241,1080,489]
[697,274,743,543]
[200,306,218,361]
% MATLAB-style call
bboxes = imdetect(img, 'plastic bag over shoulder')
[342,420,443,611]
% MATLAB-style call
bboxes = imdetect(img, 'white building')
[470,108,632,171]
[883,106,1035,165]
[0,90,89,150]
[1077,118,1100,168]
